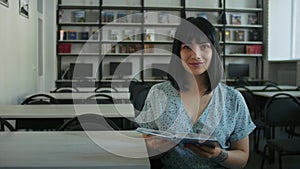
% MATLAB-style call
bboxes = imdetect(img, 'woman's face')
[180,39,212,75]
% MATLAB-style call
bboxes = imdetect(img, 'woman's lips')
[189,62,203,67]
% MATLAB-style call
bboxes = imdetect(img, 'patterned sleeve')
[229,91,256,142]
[135,85,167,129]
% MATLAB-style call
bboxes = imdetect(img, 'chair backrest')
[263,80,278,86]
[262,84,282,91]
[296,86,300,90]
[264,93,300,127]
[57,113,120,131]
[129,81,152,112]
[52,86,79,93]
[94,86,118,93]
[21,94,58,105]
[0,117,16,131]
[233,79,250,86]
[234,85,256,117]
[83,93,114,104]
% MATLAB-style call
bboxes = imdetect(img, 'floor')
[245,128,300,169]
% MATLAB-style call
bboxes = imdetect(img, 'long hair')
[167,17,223,94]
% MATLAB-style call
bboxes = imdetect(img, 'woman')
[135,17,255,169]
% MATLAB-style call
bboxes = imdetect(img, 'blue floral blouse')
[135,81,256,169]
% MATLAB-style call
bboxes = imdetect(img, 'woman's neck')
[185,74,208,96]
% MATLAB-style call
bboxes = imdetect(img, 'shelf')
[58,5,99,10]
[224,41,263,45]
[185,7,223,12]
[59,22,99,26]
[223,54,262,58]
[58,53,100,57]
[225,24,263,28]
[144,6,183,11]
[225,7,263,13]
[144,40,173,44]
[102,5,142,10]
[102,22,142,26]
[101,40,142,44]
[144,23,180,27]
[58,40,99,43]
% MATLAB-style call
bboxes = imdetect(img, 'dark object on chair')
[52,86,79,93]
[94,86,118,93]
[58,113,120,131]
[129,81,152,113]
[260,93,300,169]
[22,94,58,105]
[262,84,282,91]
[0,117,16,131]
[18,94,63,131]
[84,93,114,104]
[234,85,262,152]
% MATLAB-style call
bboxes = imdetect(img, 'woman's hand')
[185,142,222,159]
[144,134,177,157]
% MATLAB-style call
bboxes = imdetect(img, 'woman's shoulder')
[149,81,177,95]
[216,83,243,100]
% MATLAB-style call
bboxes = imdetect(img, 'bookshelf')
[56,0,265,87]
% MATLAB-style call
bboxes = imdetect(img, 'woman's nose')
[190,47,202,60]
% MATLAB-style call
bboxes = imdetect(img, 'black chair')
[94,86,118,93]
[17,94,63,131]
[296,86,300,90]
[57,113,120,131]
[83,93,114,104]
[21,93,58,105]
[0,117,16,131]
[264,80,278,86]
[262,84,282,91]
[234,85,262,152]
[52,86,79,93]
[233,79,250,86]
[260,93,300,169]
[129,81,152,113]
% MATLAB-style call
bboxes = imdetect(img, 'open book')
[136,127,221,148]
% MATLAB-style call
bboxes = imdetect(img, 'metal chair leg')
[260,145,268,169]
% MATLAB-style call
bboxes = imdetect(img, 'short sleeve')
[229,92,256,142]
[135,85,168,129]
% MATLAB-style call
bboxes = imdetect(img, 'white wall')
[0,1,38,104]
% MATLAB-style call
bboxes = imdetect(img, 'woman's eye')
[181,45,191,50]
[199,44,211,50]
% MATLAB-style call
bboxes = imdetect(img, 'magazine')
[136,127,220,148]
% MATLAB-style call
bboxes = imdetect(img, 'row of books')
[59,30,99,41]
[225,30,260,41]
[231,14,258,25]
[58,43,72,53]
[246,45,262,54]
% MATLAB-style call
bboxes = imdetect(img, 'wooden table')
[0,131,150,169]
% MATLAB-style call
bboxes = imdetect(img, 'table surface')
[0,131,150,169]
[51,87,129,93]
[0,104,134,118]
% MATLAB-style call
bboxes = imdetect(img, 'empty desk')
[0,131,150,169]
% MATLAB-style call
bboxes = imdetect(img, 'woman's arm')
[186,136,249,169]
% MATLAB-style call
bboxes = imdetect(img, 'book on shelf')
[144,29,155,41]
[79,32,89,40]
[116,11,128,23]
[231,14,242,25]
[225,30,231,41]
[247,14,258,25]
[109,29,121,40]
[58,43,72,53]
[59,30,67,41]
[246,45,262,54]
[123,29,134,41]
[72,10,86,22]
[67,30,77,40]
[102,11,114,22]
[233,30,245,41]
[248,30,260,41]
[136,127,221,148]
[158,12,169,23]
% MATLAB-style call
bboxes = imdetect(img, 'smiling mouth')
[189,62,204,66]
